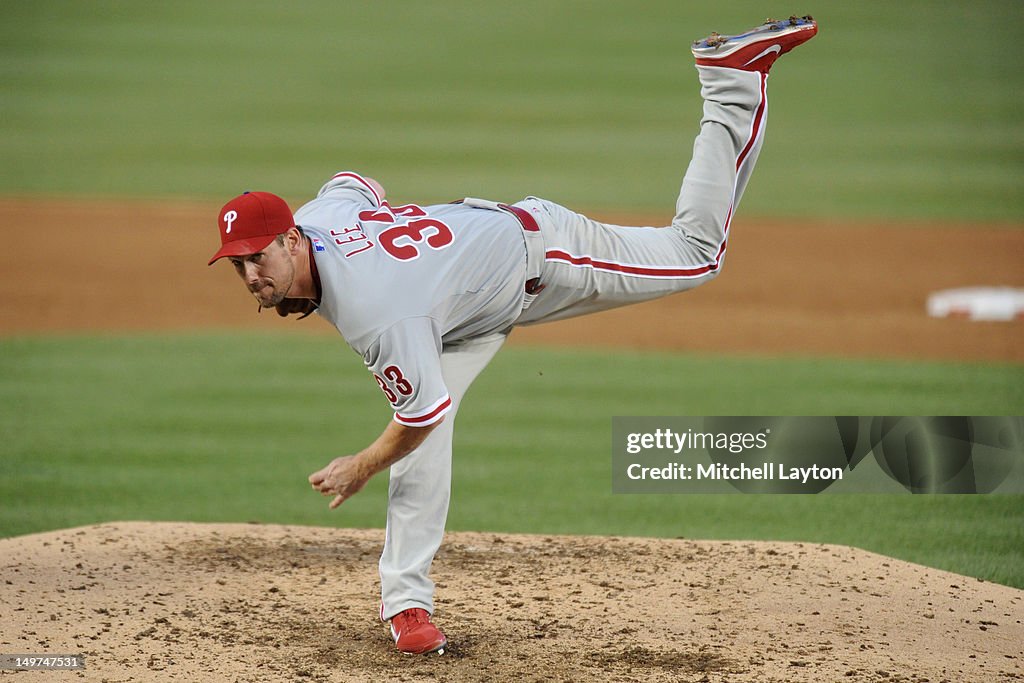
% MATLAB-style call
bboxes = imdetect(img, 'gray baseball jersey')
[293,173,532,427]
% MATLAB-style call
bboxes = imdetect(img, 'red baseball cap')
[208,191,296,265]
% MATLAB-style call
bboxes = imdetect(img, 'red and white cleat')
[692,16,818,73]
[389,608,448,655]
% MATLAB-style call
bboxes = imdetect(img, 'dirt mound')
[1,522,1021,682]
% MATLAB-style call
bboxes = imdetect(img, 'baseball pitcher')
[208,16,818,655]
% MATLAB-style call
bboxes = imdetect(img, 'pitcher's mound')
[1,522,1021,682]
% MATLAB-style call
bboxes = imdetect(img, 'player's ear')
[285,227,303,255]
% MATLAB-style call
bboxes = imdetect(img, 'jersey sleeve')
[363,317,451,427]
[315,171,383,207]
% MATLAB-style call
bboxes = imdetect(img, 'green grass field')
[2,1,1023,219]
[1,2,1021,590]
[1,335,1022,586]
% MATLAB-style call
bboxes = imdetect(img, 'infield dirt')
[1,199,1022,682]
[0,197,1021,361]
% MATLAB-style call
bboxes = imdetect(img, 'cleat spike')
[691,15,818,73]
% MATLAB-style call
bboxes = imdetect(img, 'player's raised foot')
[389,608,448,655]
[692,15,817,73]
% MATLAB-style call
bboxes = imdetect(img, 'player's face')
[228,238,295,309]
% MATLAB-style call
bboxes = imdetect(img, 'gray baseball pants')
[380,65,770,619]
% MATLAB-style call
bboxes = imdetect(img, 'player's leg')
[515,67,766,324]
[378,333,507,627]
[515,17,816,325]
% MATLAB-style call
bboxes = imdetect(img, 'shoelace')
[397,609,430,630]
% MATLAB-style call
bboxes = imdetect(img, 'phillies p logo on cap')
[208,191,295,265]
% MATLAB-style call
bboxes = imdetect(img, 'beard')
[253,285,288,309]
[250,261,295,309]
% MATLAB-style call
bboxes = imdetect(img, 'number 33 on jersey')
[374,365,414,404]
[327,200,456,262]
[358,204,454,262]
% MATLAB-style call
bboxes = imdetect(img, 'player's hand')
[308,455,370,510]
